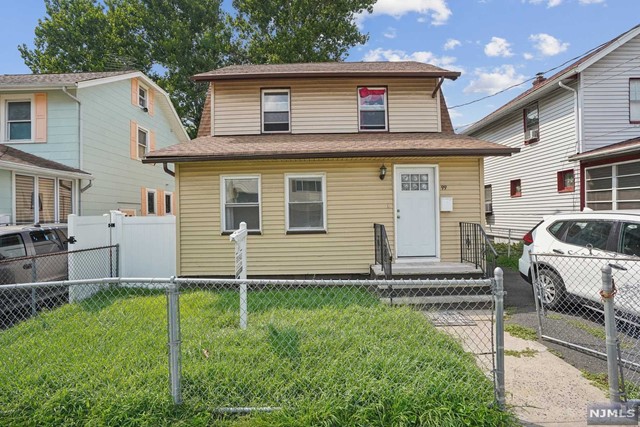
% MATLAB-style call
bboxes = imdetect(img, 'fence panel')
[0,276,506,424]
[531,252,640,397]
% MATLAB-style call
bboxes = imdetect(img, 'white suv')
[519,211,640,312]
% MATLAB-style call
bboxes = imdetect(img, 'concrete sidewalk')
[504,332,607,427]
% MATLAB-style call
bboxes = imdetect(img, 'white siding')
[581,33,640,151]
[472,85,579,233]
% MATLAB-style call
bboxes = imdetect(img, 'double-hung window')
[137,126,149,159]
[631,79,640,123]
[358,87,387,131]
[262,89,290,133]
[286,174,326,232]
[146,189,157,215]
[222,176,260,232]
[138,85,148,109]
[523,103,539,143]
[6,99,32,141]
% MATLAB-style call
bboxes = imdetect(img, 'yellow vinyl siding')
[177,157,482,276]
[213,78,438,136]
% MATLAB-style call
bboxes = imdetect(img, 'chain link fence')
[0,246,118,327]
[531,252,640,398]
[0,275,507,424]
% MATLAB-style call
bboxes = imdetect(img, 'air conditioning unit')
[484,202,493,214]
[525,129,539,141]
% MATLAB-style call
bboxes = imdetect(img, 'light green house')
[0,71,189,224]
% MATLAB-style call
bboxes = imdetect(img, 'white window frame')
[285,173,327,232]
[137,125,149,159]
[261,89,290,134]
[164,191,174,215]
[631,79,640,123]
[1,94,35,143]
[146,188,157,215]
[586,159,640,210]
[357,86,388,132]
[138,84,148,109]
[220,174,261,233]
[12,173,76,224]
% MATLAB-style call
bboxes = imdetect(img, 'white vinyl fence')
[68,210,176,278]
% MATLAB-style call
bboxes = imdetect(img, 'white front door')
[395,166,437,257]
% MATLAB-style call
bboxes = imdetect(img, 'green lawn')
[0,287,514,426]
[495,242,524,271]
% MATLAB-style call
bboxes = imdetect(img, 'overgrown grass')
[504,348,538,358]
[505,324,538,341]
[582,371,640,400]
[0,287,514,426]
[494,243,523,271]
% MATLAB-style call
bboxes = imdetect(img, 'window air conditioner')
[526,129,539,141]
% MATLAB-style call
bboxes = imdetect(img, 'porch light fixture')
[379,164,387,180]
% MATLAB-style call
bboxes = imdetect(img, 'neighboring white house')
[0,71,189,225]
[464,24,640,235]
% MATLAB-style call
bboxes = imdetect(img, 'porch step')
[370,261,484,280]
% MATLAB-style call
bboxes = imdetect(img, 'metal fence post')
[494,267,506,409]
[601,264,621,403]
[167,276,182,405]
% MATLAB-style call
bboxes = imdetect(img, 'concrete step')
[371,262,485,280]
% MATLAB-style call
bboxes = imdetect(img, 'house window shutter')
[131,79,139,106]
[34,93,47,143]
[140,187,147,215]
[148,88,155,116]
[157,189,165,216]
[149,130,156,152]
[130,121,138,160]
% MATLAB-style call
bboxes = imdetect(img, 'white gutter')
[61,86,87,214]
[558,80,582,154]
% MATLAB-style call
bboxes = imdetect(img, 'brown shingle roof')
[144,133,517,163]
[465,24,640,134]
[193,62,461,82]
[0,71,134,87]
[0,145,90,176]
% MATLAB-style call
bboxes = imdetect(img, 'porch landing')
[370,260,483,279]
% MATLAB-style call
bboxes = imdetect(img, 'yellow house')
[144,62,517,277]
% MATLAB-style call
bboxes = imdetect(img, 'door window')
[0,234,27,259]
[563,221,613,251]
[30,230,64,255]
[619,223,640,256]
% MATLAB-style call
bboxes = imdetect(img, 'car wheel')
[537,268,566,310]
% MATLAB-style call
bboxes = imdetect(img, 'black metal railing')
[459,222,498,278]
[373,223,393,279]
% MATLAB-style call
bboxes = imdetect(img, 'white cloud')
[363,48,462,72]
[524,0,563,7]
[448,109,463,120]
[464,65,526,94]
[359,0,452,26]
[484,37,513,57]
[383,27,397,39]
[444,38,461,50]
[523,52,534,60]
[579,0,605,4]
[529,33,569,56]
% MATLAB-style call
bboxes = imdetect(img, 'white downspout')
[558,80,582,153]
[61,86,84,215]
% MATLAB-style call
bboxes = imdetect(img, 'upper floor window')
[138,85,148,109]
[137,126,149,159]
[523,103,539,143]
[6,99,32,141]
[358,87,387,131]
[510,179,522,198]
[631,79,640,123]
[262,89,290,133]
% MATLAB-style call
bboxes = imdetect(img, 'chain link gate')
[530,252,640,399]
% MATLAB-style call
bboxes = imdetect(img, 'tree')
[20,0,374,137]
[232,0,375,64]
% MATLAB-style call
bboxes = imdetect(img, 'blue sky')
[1,0,638,130]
